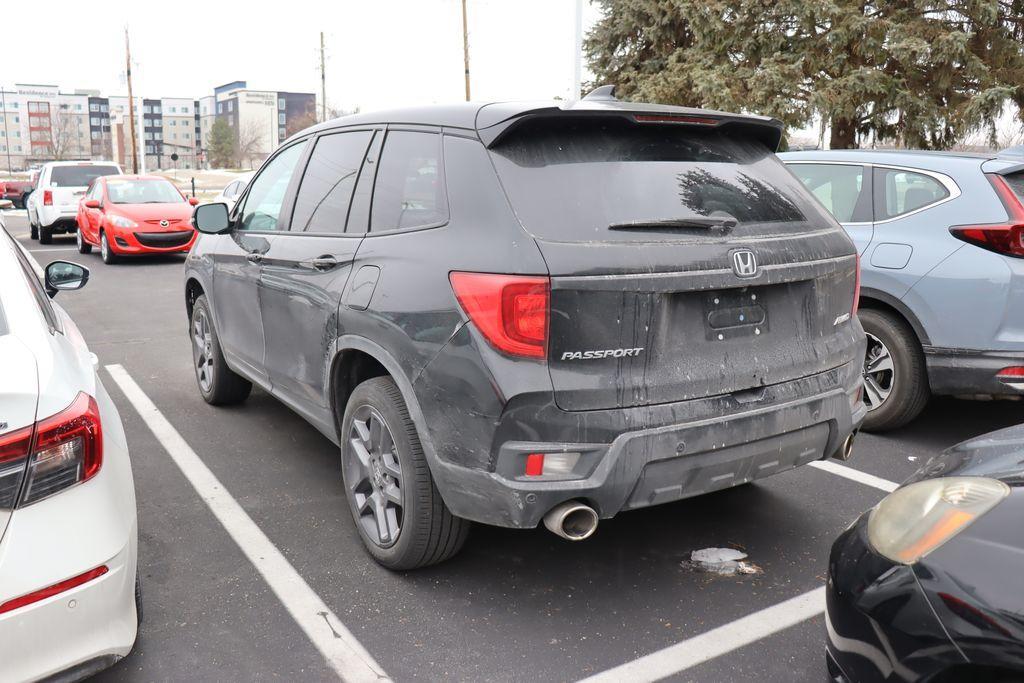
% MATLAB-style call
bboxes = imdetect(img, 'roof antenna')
[583,85,617,101]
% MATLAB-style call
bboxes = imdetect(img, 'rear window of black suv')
[488,117,833,242]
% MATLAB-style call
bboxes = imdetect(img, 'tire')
[341,376,469,570]
[190,295,252,405]
[76,226,92,254]
[859,308,930,432]
[100,231,118,264]
[30,224,38,240]
[39,224,52,245]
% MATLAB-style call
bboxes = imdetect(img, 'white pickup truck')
[27,161,122,243]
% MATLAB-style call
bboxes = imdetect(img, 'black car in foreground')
[827,424,1024,682]
[187,87,865,569]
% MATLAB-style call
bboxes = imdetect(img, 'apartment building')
[0,85,92,170]
[213,81,316,167]
[0,81,315,172]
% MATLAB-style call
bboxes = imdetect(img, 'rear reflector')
[523,452,581,477]
[0,565,108,615]
[450,272,550,359]
[949,175,1024,258]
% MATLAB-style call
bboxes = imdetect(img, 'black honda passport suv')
[186,87,867,570]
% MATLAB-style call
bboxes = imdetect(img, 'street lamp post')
[1,86,12,172]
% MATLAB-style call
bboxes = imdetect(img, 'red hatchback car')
[76,175,199,264]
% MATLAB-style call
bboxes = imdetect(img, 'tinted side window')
[789,164,866,223]
[239,142,307,231]
[291,130,373,233]
[874,167,949,220]
[1004,172,1024,203]
[371,131,447,231]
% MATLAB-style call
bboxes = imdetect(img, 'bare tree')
[45,109,86,160]
[287,108,318,137]
[236,119,266,170]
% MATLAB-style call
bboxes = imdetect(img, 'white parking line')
[104,364,390,683]
[580,461,897,681]
[579,587,827,683]
[28,247,82,253]
[809,460,899,492]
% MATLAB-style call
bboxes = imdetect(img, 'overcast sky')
[5,1,601,110]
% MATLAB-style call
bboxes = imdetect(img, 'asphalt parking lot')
[6,210,1023,682]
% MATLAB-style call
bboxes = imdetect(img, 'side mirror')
[84,199,101,209]
[192,202,231,234]
[188,196,200,206]
[44,261,89,297]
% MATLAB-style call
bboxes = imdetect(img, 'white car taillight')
[0,392,103,510]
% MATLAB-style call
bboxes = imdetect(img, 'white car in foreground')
[0,219,138,681]
[27,161,123,244]
[210,172,254,211]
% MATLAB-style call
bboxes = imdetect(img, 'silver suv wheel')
[863,332,895,411]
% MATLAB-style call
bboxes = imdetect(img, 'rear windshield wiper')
[608,216,737,232]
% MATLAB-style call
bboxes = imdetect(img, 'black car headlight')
[867,477,1009,565]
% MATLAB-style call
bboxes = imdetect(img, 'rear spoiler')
[477,91,785,152]
[991,162,1024,177]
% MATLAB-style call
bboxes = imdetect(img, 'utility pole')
[1,87,11,173]
[320,31,327,122]
[573,0,583,99]
[461,0,471,101]
[125,28,139,174]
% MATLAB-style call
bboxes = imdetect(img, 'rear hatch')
[487,114,859,411]
[49,164,121,211]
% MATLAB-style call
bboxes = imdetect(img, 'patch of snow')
[684,547,762,576]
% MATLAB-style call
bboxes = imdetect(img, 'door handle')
[309,256,339,271]
[246,252,264,264]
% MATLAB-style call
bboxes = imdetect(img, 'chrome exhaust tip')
[837,433,856,461]
[543,501,598,541]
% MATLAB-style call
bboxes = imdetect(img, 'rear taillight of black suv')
[449,272,550,359]
[0,392,103,509]
[950,174,1024,258]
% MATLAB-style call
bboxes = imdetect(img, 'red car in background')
[76,175,199,264]
[0,171,37,208]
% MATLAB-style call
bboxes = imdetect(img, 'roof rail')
[583,85,617,101]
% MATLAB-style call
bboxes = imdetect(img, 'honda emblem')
[732,249,758,278]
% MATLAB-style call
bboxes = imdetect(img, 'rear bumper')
[38,206,79,230]
[422,359,865,529]
[0,543,137,682]
[924,346,1024,396]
